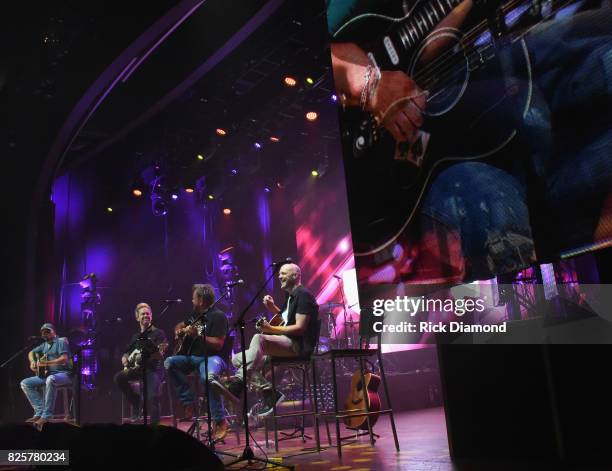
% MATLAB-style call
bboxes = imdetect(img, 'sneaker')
[25,416,40,423]
[213,419,229,442]
[211,377,243,405]
[258,389,285,417]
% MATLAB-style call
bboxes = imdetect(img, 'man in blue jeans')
[21,323,73,427]
[165,283,230,441]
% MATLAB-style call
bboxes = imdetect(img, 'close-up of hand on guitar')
[256,319,271,333]
[368,72,426,144]
[175,323,197,338]
[331,0,473,146]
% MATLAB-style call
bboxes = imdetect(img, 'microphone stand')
[0,339,43,422]
[185,288,235,457]
[226,264,294,470]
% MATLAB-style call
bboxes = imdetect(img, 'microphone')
[332,274,342,279]
[270,257,292,267]
[225,279,244,288]
[165,299,183,304]
[104,317,123,324]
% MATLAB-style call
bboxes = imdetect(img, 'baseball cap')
[40,323,56,332]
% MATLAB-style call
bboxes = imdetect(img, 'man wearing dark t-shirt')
[164,284,230,441]
[214,263,319,417]
[114,302,168,425]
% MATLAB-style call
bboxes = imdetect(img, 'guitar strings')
[408,0,527,85]
[406,0,573,89]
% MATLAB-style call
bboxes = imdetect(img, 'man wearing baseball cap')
[20,323,73,427]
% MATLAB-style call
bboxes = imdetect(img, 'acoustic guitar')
[335,0,576,255]
[173,311,209,356]
[33,353,49,379]
[344,369,382,430]
[254,313,287,332]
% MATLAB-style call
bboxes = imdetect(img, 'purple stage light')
[231,169,238,175]
[254,142,262,149]
[171,193,178,200]
[264,187,271,193]
[331,94,338,102]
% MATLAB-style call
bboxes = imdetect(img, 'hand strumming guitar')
[330,0,473,145]
[175,322,198,339]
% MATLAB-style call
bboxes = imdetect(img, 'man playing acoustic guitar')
[214,263,319,417]
[164,284,231,441]
[114,302,168,425]
[20,323,72,427]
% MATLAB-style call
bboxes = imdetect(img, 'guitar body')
[34,352,49,379]
[343,370,382,430]
[336,0,535,254]
[173,321,194,356]
[255,313,287,331]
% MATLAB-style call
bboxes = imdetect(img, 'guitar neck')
[374,0,464,68]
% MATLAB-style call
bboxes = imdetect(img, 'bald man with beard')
[213,263,319,417]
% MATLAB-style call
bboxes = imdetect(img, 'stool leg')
[309,359,321,452]
[301,366,307,442]
[63,389,70,421]
[331,357,341,458]
[378,351,400,451]
[165,381,176,428]
[271,364,279,452]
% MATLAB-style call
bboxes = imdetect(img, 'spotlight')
[231,169,238,175]
[208,194,214,200]
[254,142,262,149]
[185,187,194,193]
[223,208,232,215]
[269,136,280,142]
[132,189,143,197]
[171,193,178,200]
[283,76,297,87]
[331,94,338,102]
[264,187,271,193]
[197,154,204,160]
[216,128,227,136]
[306,111,318,121]
[151,195,167,216]
[306,77,314,85]
[106,207,113,213]
[311,170,319,177]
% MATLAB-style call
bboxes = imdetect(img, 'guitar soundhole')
[410,30,468,117]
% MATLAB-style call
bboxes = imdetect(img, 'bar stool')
[262,320,330,452]
[51,382,74,422]
[312,334,400,457]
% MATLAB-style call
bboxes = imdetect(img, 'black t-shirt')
[124,326,167,371]
[282,285,319,356]
[185,308,231,360]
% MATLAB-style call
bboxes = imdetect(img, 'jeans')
[422,10,612,279]
[20,372,72,420]
[164,355,226,422]
[232,334,297,389]
[113,367,163,423]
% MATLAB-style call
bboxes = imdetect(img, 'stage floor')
[168,406,454,470]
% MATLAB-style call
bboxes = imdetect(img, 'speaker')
[0,423,223,470]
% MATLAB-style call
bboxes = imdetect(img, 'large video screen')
[327,0,612,342]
